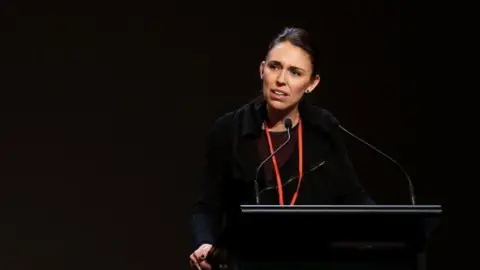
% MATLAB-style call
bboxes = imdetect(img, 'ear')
[259,61,266,79]
[305,74,321,93]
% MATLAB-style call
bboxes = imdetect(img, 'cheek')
[289,81,309,95]
[264,74,277,86]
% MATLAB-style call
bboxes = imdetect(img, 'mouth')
[270,89,289,97]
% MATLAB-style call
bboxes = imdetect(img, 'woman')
[189,27,374,270]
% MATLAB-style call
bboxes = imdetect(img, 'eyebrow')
[268,60,307,72]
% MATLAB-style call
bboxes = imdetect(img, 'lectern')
[215,205,442,270]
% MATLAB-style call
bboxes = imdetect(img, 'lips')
[271,89,288,97]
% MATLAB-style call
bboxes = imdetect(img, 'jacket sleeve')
[330,126,375,205]
[191,115,232,249]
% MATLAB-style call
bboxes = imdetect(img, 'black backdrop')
[1,2,448,270]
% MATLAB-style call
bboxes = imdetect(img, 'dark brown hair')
[267,27,320,77]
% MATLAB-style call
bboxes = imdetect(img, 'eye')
[267,62,280,70]
[290,70,301,76]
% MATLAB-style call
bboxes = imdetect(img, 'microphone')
[284,118,293,129]
[253,118,293,204]
[333,119,416,205]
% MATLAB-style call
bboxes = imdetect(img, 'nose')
[275,69,287,85]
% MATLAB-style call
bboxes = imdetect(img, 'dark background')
[0,1,449,270]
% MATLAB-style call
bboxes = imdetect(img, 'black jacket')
[191,96,373,249]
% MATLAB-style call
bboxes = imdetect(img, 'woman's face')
[260,41,320,112]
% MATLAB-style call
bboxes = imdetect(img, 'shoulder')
[301,101,341,134]
[208,110,237,135]
[209,98,258,135]
[310,105,339,125]
[206,106,243,146]
[205,102,256,155]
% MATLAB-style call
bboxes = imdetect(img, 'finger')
[193,262,202,270]
[194,250,207,261]
[190,254,199,264]
[192,251,202,260]
[199,260,212,270]
[189,255,202,270]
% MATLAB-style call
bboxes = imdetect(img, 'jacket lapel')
[230,97,265,189]
[231,96,336,186]
[301,121,331,172]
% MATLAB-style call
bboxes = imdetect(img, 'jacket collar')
[239,95,337,137]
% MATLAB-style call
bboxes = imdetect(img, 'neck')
[265,104,300,132]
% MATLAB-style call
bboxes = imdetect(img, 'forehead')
[266,41,312,70]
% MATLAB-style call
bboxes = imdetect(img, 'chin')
[266,99,292,112]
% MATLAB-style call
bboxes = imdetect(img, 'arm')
[191,115,232,248]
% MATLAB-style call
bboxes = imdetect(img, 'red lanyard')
[264,119,304,205]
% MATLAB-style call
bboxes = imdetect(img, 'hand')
[189,244,213,270]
